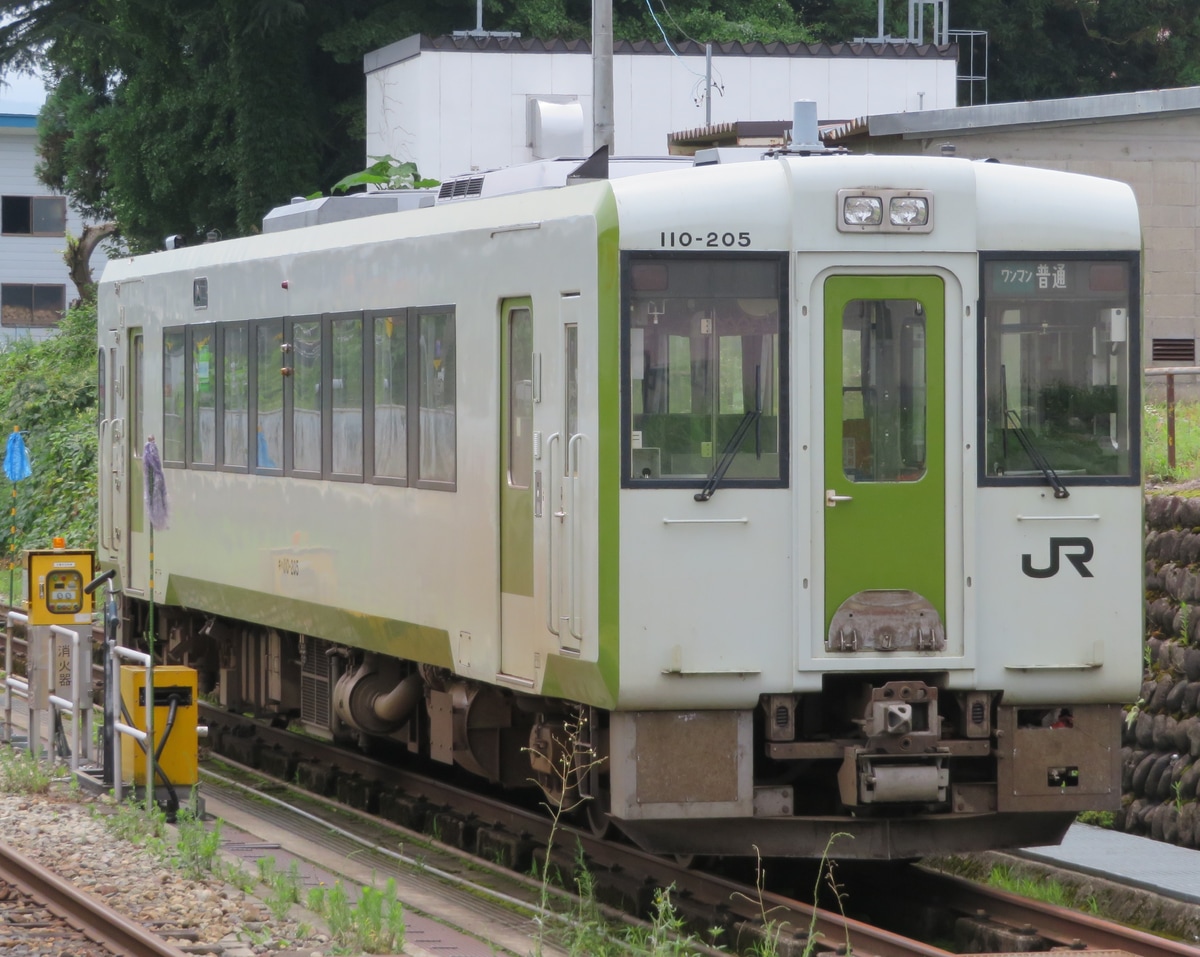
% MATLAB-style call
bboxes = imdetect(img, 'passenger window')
[162,329,185,464]
[190,324,215,465]
[222,323,248,469]
[255,319,283,471]
[372,313,407,482]
[418,310,455,487]
[625,255,786,485]
[290,318,322,474]
[981,258,1136,483]
[331,315,363,477]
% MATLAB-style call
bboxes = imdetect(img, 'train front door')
[822,276,946,643]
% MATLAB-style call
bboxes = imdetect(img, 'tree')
[0,1,473,251]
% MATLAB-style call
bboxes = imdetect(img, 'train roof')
[101,152,1140,288]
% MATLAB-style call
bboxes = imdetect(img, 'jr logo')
[1022,537,1094,579]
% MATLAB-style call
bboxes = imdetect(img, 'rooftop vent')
[437,176,486,201]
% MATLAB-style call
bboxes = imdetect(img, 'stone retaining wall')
[1129,494,1200,847]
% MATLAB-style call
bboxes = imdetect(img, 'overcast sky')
[0,68,46,114]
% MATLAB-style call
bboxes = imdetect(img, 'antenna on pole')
[453,0,520,38]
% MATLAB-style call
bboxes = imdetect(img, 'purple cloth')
[143,438,170,530]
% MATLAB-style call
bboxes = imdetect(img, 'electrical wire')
[643,0,726,105]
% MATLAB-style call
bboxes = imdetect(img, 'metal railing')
[3,611,93,771]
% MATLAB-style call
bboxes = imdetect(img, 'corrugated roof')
[366,33,956,73]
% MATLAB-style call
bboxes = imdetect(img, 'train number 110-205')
[660,230,752,248]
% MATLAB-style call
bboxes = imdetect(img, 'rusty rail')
[0,840,190,957]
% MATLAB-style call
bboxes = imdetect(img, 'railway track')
[0,839,190,957]
[200,705,1199,957]
[2,617,1193,956]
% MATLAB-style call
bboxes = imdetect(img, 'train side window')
[286,317,322,476]
[417,309,456,489]
[330,314,364,479]
[623,254,787,487]
[162,329,185,465]
[508,307,533,489]
[220,322,249,471]
[254,319,283,473]
[980,256,1138,485]
[188,323,215,467]
[371,312,407,484]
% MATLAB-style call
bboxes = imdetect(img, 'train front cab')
[611,158,1143,859]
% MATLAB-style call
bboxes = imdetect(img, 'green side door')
[823,276,946,634]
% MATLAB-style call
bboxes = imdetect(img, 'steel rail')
[0,840,190,957]
[916,869,1197,957]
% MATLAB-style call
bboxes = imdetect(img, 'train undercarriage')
[143,603,1120,860]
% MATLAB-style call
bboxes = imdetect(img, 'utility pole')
[593,0,614,154]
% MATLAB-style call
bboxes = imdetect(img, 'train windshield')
[623,254,787,487]
[980,255,1138,485]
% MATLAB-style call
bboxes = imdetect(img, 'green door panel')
[823,276,946,631]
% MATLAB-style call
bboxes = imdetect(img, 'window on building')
[0,284,65,327]
[1,196,66,235]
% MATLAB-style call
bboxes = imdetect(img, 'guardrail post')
[1167,372,1177,471]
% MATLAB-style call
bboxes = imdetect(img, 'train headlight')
[838,188,934,233]
[843,195,882,225]
[889,196,929,226]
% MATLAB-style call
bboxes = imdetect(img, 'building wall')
[0,118,108,342]
[365,37,957,179]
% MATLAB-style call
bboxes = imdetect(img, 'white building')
[365,35,957,180]
[0,110,106,341]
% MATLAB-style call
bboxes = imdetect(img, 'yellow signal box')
[120,665,199,789]
[25,546,94,626]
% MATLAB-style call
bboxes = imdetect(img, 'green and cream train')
[97,147,1143,859]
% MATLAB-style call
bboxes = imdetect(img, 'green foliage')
[1144,400,1200,483]
[0,301,98,564]
[0,745,53,793]
[307,877,405,955]
[174,805,224,880]
[331,155,438,194]
[105,795,169,852]
[1076,809,1116,828]
[253,856,305,921]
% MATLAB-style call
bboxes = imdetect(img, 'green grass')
[1144,400,1200,482]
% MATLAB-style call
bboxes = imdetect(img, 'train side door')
[98,330,124,572]
[125,330,148,595]
[500,298,536,678]
[823,276,946,644]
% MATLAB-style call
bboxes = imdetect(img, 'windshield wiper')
[1005,409,1069,499]
[695,367,762,502]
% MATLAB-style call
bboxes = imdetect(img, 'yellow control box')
[120,665,199,789]
[25,548,94,626]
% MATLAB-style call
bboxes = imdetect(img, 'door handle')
[825,488,854,507]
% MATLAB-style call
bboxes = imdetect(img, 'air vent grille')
[438,176,485,201]
[300,636,332,728]
[1152,338,1196,363]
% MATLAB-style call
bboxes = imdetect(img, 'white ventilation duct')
[528,96,584,159]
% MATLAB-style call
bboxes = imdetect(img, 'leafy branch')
[331,155,439,194]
